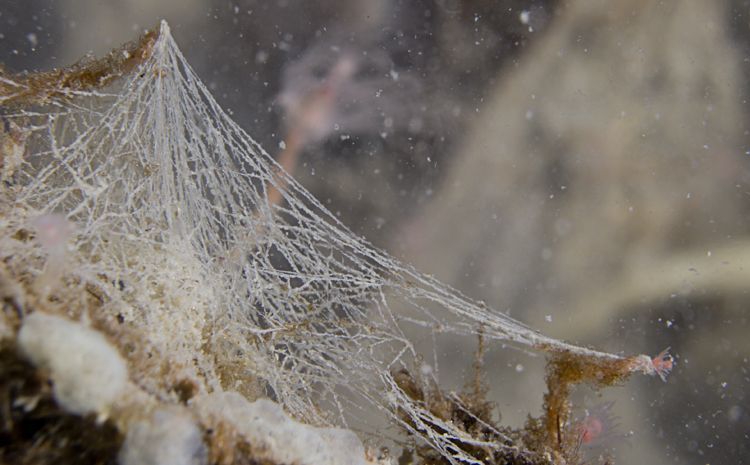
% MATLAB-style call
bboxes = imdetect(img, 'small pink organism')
[626,347,674,382]
[30,213,74,297]
[31,213,73,251]
[574,401,622,450]
[650,347,674,382]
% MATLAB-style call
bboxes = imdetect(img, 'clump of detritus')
[394,332,553,465]
[394,333,648,465]
[0,27,157,108]
[540,346,671,464]
[538,352,630,465]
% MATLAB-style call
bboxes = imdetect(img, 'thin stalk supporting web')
[0,22,665,464]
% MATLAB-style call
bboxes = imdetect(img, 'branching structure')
[0,22,669,464]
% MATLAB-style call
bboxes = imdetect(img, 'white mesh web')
[0,21,658,464]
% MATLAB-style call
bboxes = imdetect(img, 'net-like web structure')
[0,22,660,464]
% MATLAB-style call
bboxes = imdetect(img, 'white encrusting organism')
[0,21,669,464]
[17,312,128,418]
[119,407,208,465]
[196,392,370,465]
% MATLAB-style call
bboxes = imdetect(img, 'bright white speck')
[279,140,286,150]
[519,10,531,25]
[26,33,38,47]
[545,315,553,323]
[707,250,712,257]
[515,364,524,373]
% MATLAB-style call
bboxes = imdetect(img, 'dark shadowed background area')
[2,1,749,463]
